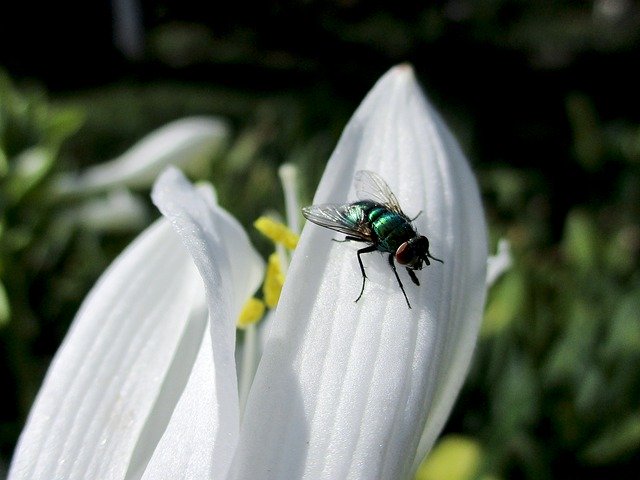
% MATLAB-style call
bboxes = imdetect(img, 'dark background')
[1,1,640,478]
[4,1,640,229]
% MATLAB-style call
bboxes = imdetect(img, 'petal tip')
[393,62,415,76]
[151,166,183,201]
[388,63,418,85]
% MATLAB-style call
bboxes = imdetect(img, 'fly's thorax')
[344,202,369,226]
[359,202,416,253]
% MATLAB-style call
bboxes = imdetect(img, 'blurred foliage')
[0,72,81,458]
[2,0,640,478]
[450,88,640,479]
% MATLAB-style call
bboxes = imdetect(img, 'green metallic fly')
[302,170,443,309]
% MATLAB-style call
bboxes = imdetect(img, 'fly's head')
[395,235,443,270]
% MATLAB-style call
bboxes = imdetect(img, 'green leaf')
[45,107,85,146]
[543,298,599,386]
[4,146,55,203]
[602,289,640,358]
[574,367,606,417]
[491,356,539,436]
[481,269,526,336]
[0,147,8,177]
[226,130,262,172]
[604,224,640,276]
[582,413,640,464]
[0,279,10,326]
[561,210,601,272]
[566,93,604,171]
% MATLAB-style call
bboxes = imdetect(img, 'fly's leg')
[427,253,444,264]
[333,235,366,243]
[409,211,423,222]
[333,236,375,303]
[355,245,377,303]
[389,254,412,309]
[406,268,420,286]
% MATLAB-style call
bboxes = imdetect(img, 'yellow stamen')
[264,252,285,308]
[236,297,265,329]
[254,216,299,249]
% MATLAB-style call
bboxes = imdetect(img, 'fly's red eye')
[395,242,413,265]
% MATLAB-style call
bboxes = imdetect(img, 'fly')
[302,170,443,309]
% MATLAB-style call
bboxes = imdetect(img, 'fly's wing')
[302,203,374,241]
[354,170,403,214]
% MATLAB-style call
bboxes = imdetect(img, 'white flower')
[53,116,228,197]
[9,64,488,480]
[50,116,228,233]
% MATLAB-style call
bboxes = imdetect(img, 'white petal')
[10,167,264,480]
[54,117,228,197]
[231,65,487,480]
[152,168,264,318]
[149,168,264,478]
[9,219,208,480]
[139,331,218,480]
[77,188,149,232]
[485,238,512,287]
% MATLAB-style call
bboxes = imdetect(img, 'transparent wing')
[302,203,373,241]
[354,170,403,214]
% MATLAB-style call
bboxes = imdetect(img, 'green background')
[1,1,639,478]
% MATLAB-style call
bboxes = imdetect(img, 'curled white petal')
[54,117,228,197]
[232,65,488,480]
[150,167,264,478]
[10,167,264,480]
[8,219,207,480]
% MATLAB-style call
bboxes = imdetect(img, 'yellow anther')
[264,253,285,308]
[254,216,299,250]
[236,297,265,329]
